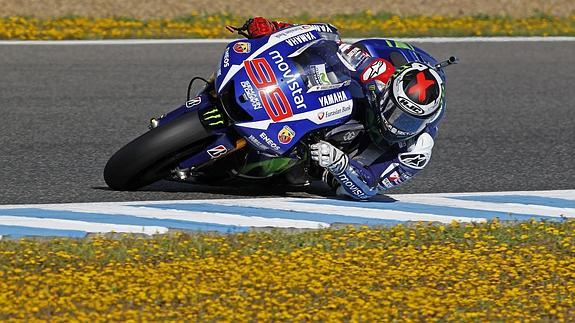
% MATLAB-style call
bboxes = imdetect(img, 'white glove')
[310,141,349,175]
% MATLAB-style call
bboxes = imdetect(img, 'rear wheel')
[104,111,212,190]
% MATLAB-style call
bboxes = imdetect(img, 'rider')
[230,17,447,200]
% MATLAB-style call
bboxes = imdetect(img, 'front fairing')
[215,26,354,155]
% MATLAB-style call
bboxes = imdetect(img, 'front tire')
[104,111,212,190]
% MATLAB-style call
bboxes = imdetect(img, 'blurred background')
[1,0,573,18]
[0,0,573,39]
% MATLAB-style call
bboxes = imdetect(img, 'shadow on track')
[94,180,398,202]
[95,180,335,198]
[149,180,346,198]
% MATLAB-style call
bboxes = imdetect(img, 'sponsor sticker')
[388,171,400,182]
[379,169,404,188]
[285,32,318,47]
[244,57,294,121]
[380,178,394,189]
[398,153,428,169]
[318,91,349,107]
[259,132,281,151]
[185,96,202,108]
[222,47,230,68]
[309,64,331,86]
[397,96,425,115]
[268,50,307,109]
[247,134,269,151]
[277,125,295,144]
[201,107,225,127]
[233,42,251,54]
[361,58,395,84]
[308,24,333,33]
[337,173,369,199]
[240,81,263,110]
[316,101,352,123]
[207,144,228,159]
[315,100,353,123]
[272,25,313,40]
[382,118,411,136]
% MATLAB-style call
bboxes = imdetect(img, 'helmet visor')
[375,90,429,141]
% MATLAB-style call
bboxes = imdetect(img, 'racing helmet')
[367,62,444,145]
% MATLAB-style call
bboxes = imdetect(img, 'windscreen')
[290,40,351,90]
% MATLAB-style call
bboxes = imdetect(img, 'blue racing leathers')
[320,40,446,200]
[323,115,442,200]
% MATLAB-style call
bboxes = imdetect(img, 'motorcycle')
[104,24,457,191]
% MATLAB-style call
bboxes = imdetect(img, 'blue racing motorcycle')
[104,25,450,190]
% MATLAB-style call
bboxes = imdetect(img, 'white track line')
[391,196,575,218]
[392,189,575,199]
[39,204,328,229]
[0,198,485,224]
[213,199,486,223]
[0,216,167,235]
[0,37,573,45]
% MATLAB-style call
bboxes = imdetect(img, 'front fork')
[175,134,247,180]
[149,92,246,180]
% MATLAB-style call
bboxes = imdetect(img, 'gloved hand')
[244,17,278,38]
[310,141,349,175]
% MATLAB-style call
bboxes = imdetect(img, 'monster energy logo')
[202,107,225,126]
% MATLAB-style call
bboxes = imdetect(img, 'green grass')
[0,12,573,40]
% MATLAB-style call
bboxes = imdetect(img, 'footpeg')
[149,118,160,129]
[174,168,189,180]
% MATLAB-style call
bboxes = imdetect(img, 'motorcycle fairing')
[216,25,335,92]
[236,98,353,156]
[178,134,237,170]
[216,26,354,155]
[151,92,214,128]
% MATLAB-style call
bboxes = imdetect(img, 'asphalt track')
[0,40,574,204]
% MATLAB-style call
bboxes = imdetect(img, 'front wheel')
[104,111,212,190]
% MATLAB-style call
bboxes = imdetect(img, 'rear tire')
[104,111,212,191]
